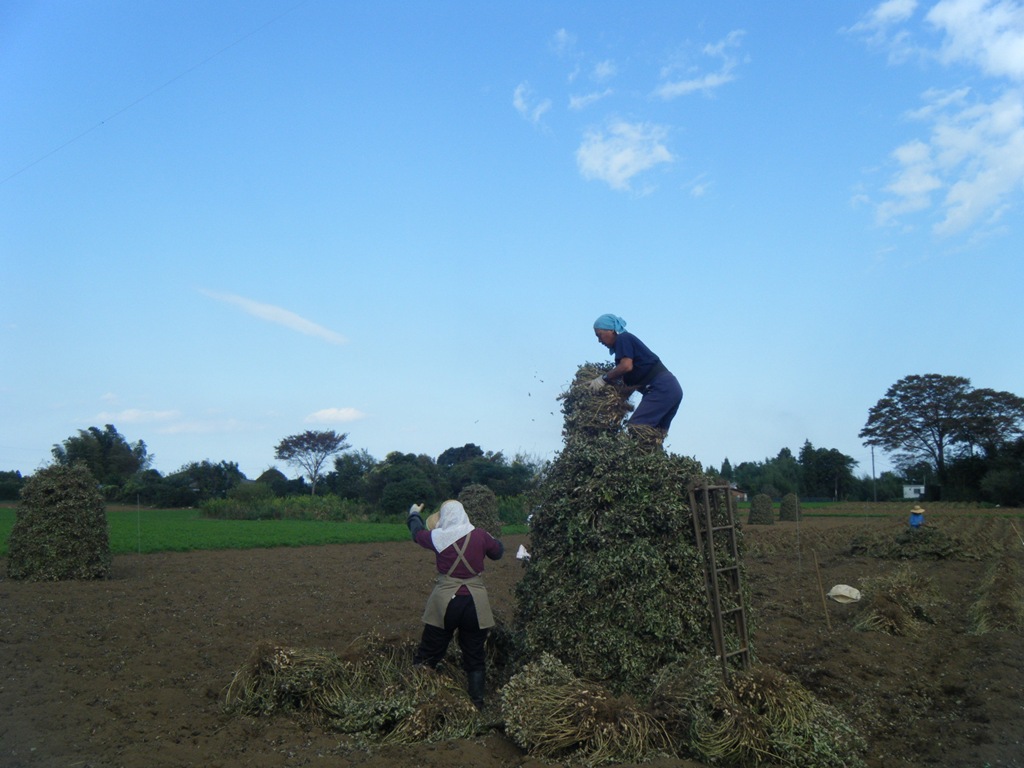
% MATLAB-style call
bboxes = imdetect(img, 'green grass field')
[0,505,530,556]
[1,502,1015,557]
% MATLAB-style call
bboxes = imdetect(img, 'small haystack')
[747,493,775,525]
[458,482,502,538]
[779,492,801,522]
[515,363,712,695]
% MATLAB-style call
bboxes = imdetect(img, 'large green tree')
[52,424,151,489]
[363,451,446,515]
[798,440,858,500]
[274,430,349,495]
[859,374,1024,488]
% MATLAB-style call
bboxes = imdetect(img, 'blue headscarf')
[593,314,627,333]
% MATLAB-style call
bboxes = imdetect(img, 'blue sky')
[2,0,1022,483]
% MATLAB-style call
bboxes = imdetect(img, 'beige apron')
[421,535,495,629]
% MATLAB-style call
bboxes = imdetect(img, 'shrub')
[779,492,801,521]
[201,493,374,522]
[747,493,774,525]
[7,462,111,581]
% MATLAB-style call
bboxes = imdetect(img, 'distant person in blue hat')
[590,314,683,437]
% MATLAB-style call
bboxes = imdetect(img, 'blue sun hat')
[593,314,626,332]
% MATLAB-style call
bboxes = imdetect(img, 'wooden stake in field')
[1010,521,1024,549]
[813,551,832,631]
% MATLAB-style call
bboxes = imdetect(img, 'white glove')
[408,503,425,517]
[589,375,608,391]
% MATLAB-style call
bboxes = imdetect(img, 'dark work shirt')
[613,331,663,387]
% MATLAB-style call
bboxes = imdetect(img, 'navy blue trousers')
[630,371,683,431]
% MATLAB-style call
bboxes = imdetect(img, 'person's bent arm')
[605,357,633,381]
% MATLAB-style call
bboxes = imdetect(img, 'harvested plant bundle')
[500,654,671,765]
[652,658,867,768]
[559,363,634,437]
[849,524,964,560]
[224,635,480,743]
[969,554,1024,634]
[853,564,936,636]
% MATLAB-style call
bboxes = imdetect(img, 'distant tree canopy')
[860,374,1024,487]
[274,430,350,495]
[0,470,25,501]
[52,424,150,489]
[727,442,858,501]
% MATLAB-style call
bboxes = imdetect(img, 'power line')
[0,0,308,187]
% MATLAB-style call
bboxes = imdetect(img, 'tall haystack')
[514,363,713,696]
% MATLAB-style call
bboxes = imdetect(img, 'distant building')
[903,483,925,500]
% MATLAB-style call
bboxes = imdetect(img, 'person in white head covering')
[407,499,504,709]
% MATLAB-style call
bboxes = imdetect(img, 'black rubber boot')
[467,670,486,710]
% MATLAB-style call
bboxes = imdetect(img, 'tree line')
[0,425,540,514]
[2,372,1022,507]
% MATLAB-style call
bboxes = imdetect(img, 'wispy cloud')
[576,120,674,191]
[513,82,552,124]
[857,0,1024,236]
[200,289,347,345]
[305,407,367,424]
[569,88,613,111]
[653,30,746,100]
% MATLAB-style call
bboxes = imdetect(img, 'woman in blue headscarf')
[590,314,684,436]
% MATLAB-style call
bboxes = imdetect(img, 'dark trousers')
[414,594,488,673]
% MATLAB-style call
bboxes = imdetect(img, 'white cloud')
[513,81,552,124]
[848,0,921,58]
[879,87,1024,234]
[653,30,745,100]
[576,120,674,191]
[199,289,347,345]
[861,0,1024,235]
[927,0,1024,79]
[305,407,367,424]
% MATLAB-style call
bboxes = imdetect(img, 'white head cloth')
[430,500,476,553]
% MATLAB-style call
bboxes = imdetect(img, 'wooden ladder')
[688,483,751,681]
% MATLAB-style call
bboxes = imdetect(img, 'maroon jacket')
[411,526,504,595]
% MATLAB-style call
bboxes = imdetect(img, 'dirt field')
[2,513,1022,768]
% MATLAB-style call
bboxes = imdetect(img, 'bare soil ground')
[2,513,1022,768]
